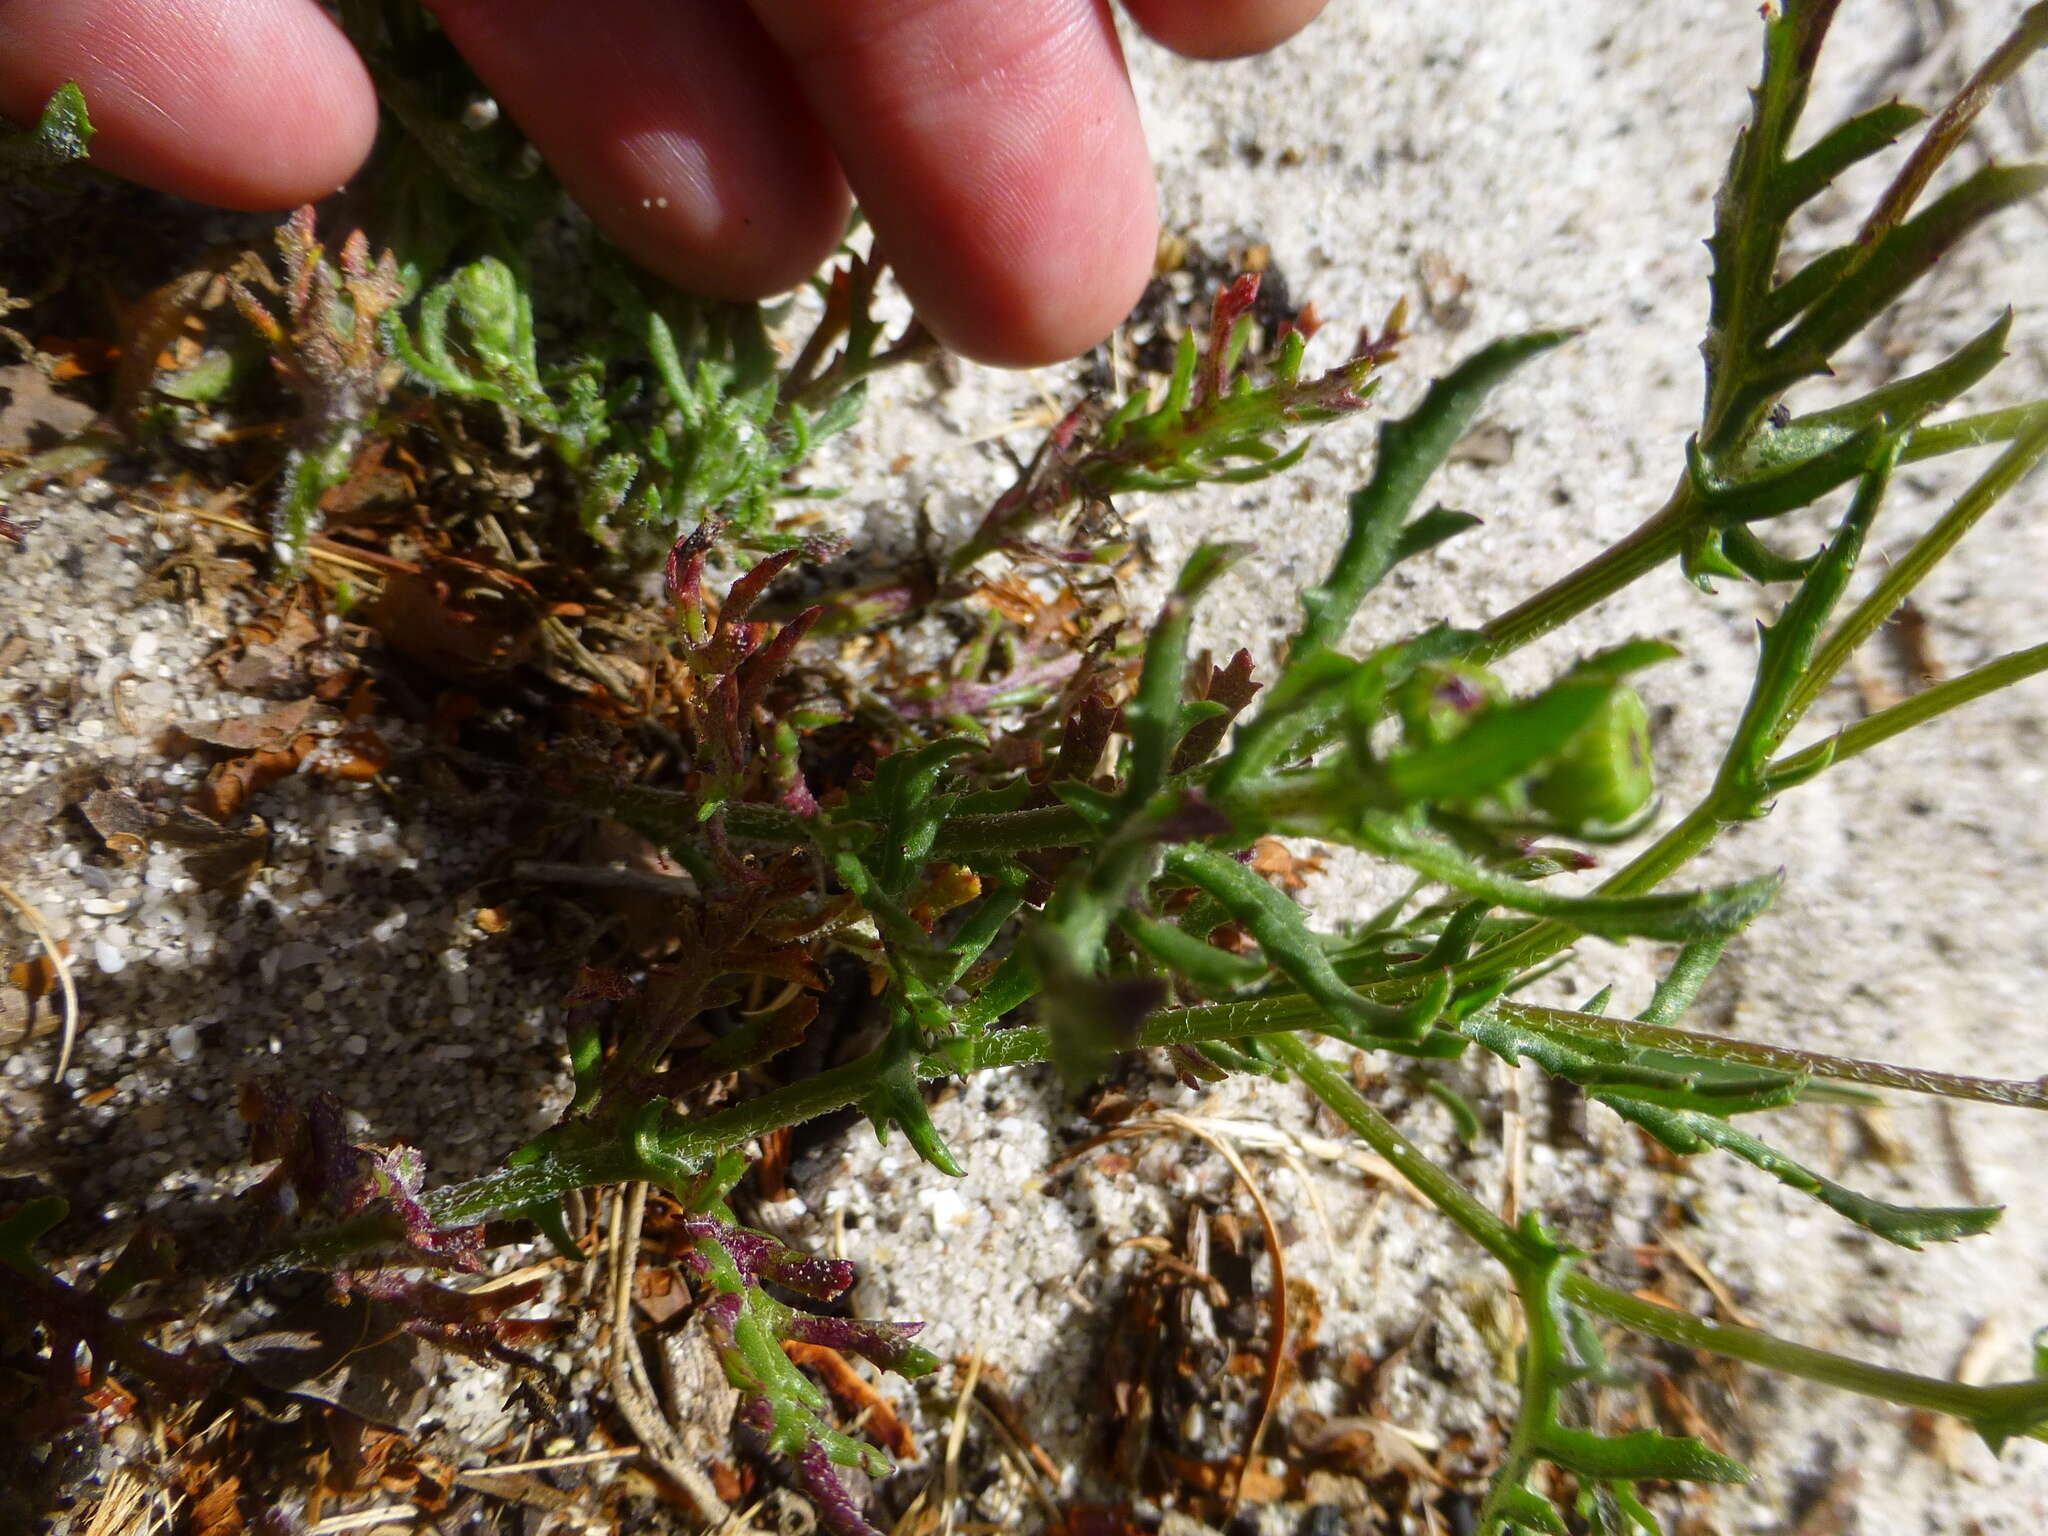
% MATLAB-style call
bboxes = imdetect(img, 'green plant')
[10,3,2048,1531]
[235,4,2048,1529]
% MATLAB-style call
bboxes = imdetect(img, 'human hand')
[0,0,1326,366]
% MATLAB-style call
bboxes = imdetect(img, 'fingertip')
[1121,0,1329,61]
[597,167,853,303]
[751,0,1159,369]
[0,0,377,209]
[426,0,851,303]
[898,166,1158,369]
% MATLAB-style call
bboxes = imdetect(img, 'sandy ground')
[4,0,2047,1531]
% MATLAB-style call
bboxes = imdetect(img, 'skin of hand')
[0,0,1326,367]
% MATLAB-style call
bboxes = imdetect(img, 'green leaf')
[1117,910,1270,994]
[1716,524,1816,584]
[1166,844,1447,1042]
[1488,1484,1571,1535]
[1598,1096,2000,1247]
[1721,440,1898,792]
[1771,99,1928,216]
[856,1016,963,1177]
[1296,331,1574,657]
[1384,643,1673,806]
[1771,163,2048,377]
[1686,420,1885,526]
[1464,1012,1800,1116]
[1637,937,1729,1028]
[1743,310,2012,479]
[1537,1426,1750,1486]
[1391,508,1484,566]
[1211,626,1480,802]
[0,82,93,173]
[1347,812,1782,943]
[1125,543,1247,804]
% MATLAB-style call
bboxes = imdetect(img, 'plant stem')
[1473,482,1694,658]
[1273,1030,2048,1438]
[1903,400,2048,460]
[271,1008,2048,1444]
[1564,1276,2047,1433]
[1780,420,2048,732]
[1492,999,2048,1110]
[1766,639,2048,790]
[375,959,2048,1249]
[1260,1032,1524,1265]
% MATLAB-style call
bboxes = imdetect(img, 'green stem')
[1767,639,2048,790]
[272,1010,2048,1445]
[1493,999,2048,1110]
[1903,400,2048,461]
[1474,481,1694,659]
[1260,1031,1523,1265]
[1566,1278,2048,1434]
[1780,420,2048,732]
[1276,1029,2048,1440]
[1452,799,1725,985]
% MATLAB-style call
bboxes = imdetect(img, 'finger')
[748,0,1156,367]
[1119,0,1329,60]
[0,0,376,208]
[424,0,849,301]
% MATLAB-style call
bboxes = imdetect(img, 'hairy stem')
[1474,482,1694,658]
[1767,639,2048,790]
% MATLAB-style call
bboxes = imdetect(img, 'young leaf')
[0,82,93,172]
[1166,844,1446,1041]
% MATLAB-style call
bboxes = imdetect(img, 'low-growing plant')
[7,2,2048,1532]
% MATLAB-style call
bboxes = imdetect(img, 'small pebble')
[166,1025,199,1061]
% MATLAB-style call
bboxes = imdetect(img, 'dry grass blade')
[1048,1109,1295,1509]
[1,876,81,1082]
[1657,1227,1760,1329]
[80,1470,179,1536]
[940,1348,984,1536]
[602,1181,738,1527]
[305,1508,419,1535]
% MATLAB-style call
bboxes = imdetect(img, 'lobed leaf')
[1599,1095,2001,1247]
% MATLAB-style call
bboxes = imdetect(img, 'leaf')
[1383,642,1675,806]
[177,697,328,753]
[0,82,93,173]
[1537,1425,1750,1485]
[1295,330,1574,657]
[1165,844,1445,1042]
[1720,442,1897,793]
[1687,420,1886,526]
[1770,163,2048,377]
[1116,910,1269,994]
[1771,100,1928,216]
[1598,1095,2001,1248]
[1390,507,1484,566]
[1747,310,2011,478]
[1465,1012,1801,1117]
[1349,812,1782,943]
[1124,543,1247,803]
